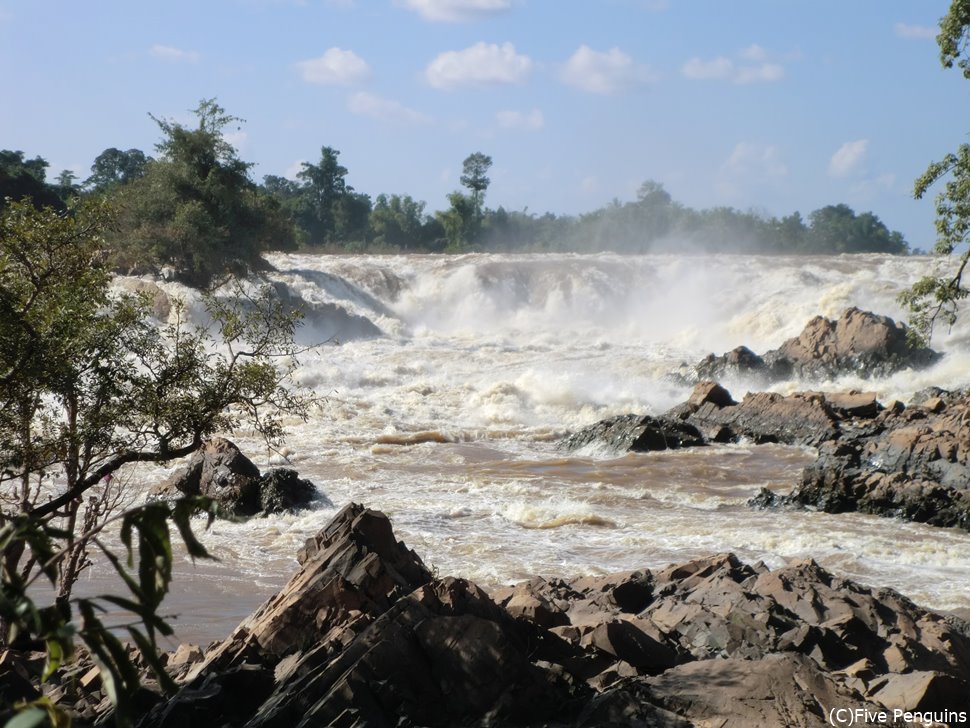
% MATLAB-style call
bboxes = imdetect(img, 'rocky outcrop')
[561,380,970,533]
[691,307,940,384]
[123,505,970,727]
[557,413,706,455]
[771,387,970,530]
[148,438,318,517]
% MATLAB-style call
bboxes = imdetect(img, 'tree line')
[2,99,910,289]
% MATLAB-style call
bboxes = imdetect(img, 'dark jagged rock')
[691,307,940,384]
[148,438,318,517]
[258,468,318,516]
[118,507,970,727]
[557,413,705,455]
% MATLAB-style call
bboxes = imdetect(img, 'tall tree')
[85,147,150,192]
[460,152,492,216]
[900,0,970,341]
[296,146,351,246]
[112,99,295,286]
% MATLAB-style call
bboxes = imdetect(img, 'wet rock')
[258,468,317,515]
[684,390,841,447]
[557,413,705,454]
[148,438,318,517]
[692,307,939,384]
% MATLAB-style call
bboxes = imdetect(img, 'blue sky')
[1,0,966,248]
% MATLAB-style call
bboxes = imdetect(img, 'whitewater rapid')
[100,252,970,643]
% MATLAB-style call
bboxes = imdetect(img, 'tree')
[0,197,311,723]
[460,152,492,208]
[295,146,352,246]
[0,150,62,212]
[899,1,970,342]
[112,99,296,286]
[85,147,150,193]
[370,193,431,249]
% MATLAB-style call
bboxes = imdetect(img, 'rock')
[643,654,889,727]
[686,380,736,410]
[104,506,970,726]
[691,307,939,384]
[781,390,970,531]
[685,390,841,447]
[557,413,706,454]
[117,279,172,321]
[148,438,318,517]
[823,390,881,418]
[868,670,970,712]
[258,468,317,515]
[694,345,780,385]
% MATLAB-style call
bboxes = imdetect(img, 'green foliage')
[899,1,970,343]
[0,151,63,212]
[85,148,150,193]
[111,99,296,287]
[369,193,439,250]
[0,197,311,724]
[0,498,218,727]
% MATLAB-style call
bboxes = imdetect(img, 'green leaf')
[3,707,47,728]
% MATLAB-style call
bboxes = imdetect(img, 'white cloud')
[496,108,544,131]
[150,44,200,63]
[828,139,868,178]
[397,0,512,22]
[738,44,767,62]
[717,142,787,199]
[894,22,936,40]
[682,56,733,81]
[295,47,370,85]
[682,46,786,84]
[722,142,787,178]
[560,45,657,94]
[425,42,532,89]
[347,91,431,124]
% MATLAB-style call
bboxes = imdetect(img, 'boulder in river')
[148,437,318,517]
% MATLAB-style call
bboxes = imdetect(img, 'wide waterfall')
[104,252,970,643]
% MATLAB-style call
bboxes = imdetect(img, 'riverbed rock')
[767,387,970,531]
[148,438,318,517]
[691,307,940,384]
[127,505,970,727]
[557,413,706,455]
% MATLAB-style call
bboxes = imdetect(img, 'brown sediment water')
[83,252,970,644]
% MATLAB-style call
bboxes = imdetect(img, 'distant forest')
[1,100,910,287]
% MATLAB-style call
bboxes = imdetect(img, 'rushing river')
[86,252,970,645]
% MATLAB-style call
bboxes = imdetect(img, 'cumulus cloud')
[723,142,787,178]
[347,91,431,124]
[715,142,787,200]
[425,42,532,89]
[295,47,370,85]
[496,108,544,131]
[397,0,512,22]
[828,139,868,178]
[682,46,785,84]
[894,22,936,40]
[560,45,656,94]
[150,44,200,63]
